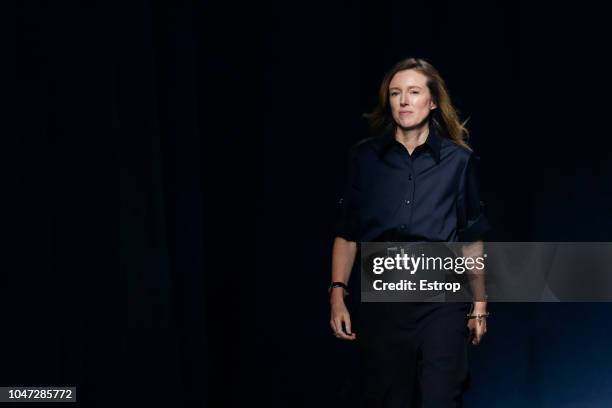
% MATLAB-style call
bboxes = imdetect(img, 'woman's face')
[388,69,437,129]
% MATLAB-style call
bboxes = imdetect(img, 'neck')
[395,121,430,148]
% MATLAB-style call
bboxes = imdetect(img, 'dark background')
[10,0,612,407]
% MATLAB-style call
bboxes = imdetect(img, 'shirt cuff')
[457,213,492,242]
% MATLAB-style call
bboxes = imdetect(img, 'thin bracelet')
[466,312,490,323]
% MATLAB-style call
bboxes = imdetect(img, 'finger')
[330,318,339,334]
[344,316,353,336]
[467,322,475,340]
[337,317,356,340]
[336,316,356,340]
[474,325,485,345]
[470,326,479,345]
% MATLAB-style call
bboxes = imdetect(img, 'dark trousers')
[354,302,471,408]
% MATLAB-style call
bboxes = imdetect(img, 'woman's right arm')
[329,236,357,340]
[330,144,361,340]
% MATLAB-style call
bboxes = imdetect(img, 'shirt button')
[399,224,406,230]
[405,199,411,204]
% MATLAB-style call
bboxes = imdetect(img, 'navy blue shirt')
[334,123,491,243]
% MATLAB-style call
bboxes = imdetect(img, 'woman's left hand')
[467,309,488,345]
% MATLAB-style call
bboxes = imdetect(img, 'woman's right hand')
[330,295,356,341]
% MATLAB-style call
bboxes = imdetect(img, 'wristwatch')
[328,281,349,296]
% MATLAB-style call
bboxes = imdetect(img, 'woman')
[329,57,491,407]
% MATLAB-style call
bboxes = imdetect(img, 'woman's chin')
[398,120,418,129]
[396,116,428,130]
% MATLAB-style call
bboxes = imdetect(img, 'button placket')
[406,160,415,228]
[398,159,415,232]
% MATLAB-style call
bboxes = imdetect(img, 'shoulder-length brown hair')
[363,57,471,150]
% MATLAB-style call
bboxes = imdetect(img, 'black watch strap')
[328,281,349,295]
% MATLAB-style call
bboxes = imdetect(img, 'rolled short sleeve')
[333,145,361,242]
[456,153,492,242]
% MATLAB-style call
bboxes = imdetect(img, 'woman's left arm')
[461,240,488,345]
[457,153,492,345]
[461,240,487,304]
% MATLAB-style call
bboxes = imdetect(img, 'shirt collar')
[374,122,442,164]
